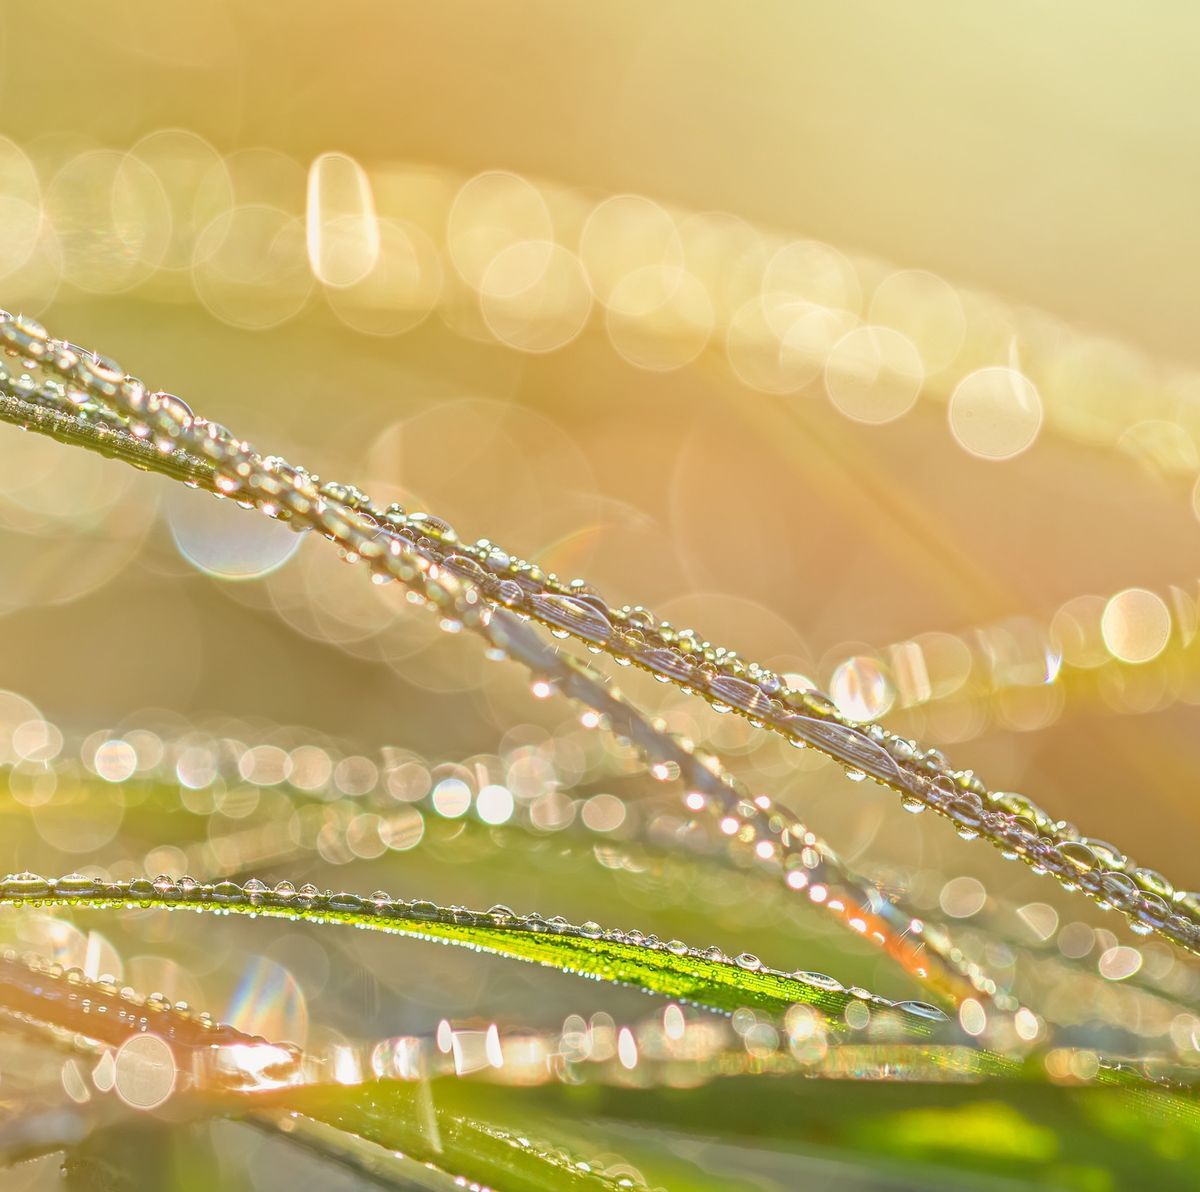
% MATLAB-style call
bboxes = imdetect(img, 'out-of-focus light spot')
[1057,922,1095,960]
[605,265,713,371]
[192,204,313,330]
[530,791,575,831]
[478,240,592,353]
[167,489,305,581]
[448,171,552,289]
[436,1020,453,1053]
[948,366,1043,460]
[959,998,987,1037]
[1101,588,1171,664]
[868,269,965,373]
[581,793,626,832]
[617,1026,638,1070]
[0,136,42,281]
[131,129,234,272]
[94,739,137,783]
[326,218,443,337]
[431,777,471,818]
[333,755,378,796]
[843,1001,870,1030]
[381,807,425,851]
[727,295,852,394]
[663,1004,685,1041]
[62,1059,90,1104]
[46,149,172,293]
[92,1050,116,1093]
[889,640,932,706]
[1014,1008,1041,1042]
[114,1034,176,1111]
[1098,945,1143,981]
[1017,902,1059,942]
[1050,594,1110,669]
[306,151,380,288]
[829,655,894,720]
[581,194,682,303]
[763,239,861,314]
[824,326,924,424]
[939,876,987,918]
[331,1044,363,1085]
[476,783,514,825]
[485,1024,504,1069]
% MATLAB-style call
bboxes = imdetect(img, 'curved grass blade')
[0,873,948,1026]
[0,312,1192,960]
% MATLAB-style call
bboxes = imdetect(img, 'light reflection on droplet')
[948,366,1043,460]
[1100,588,1171,664]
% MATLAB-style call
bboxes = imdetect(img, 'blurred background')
[0,3,1199,1168]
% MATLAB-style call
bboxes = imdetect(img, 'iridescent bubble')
[948,366,1043,460]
